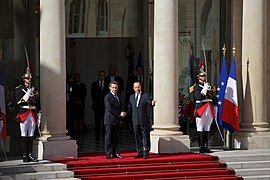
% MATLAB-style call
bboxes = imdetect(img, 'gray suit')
[128,93,153,154]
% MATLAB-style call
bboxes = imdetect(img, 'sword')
[214,106,224,142]
[202,43,207,81]
[24,47,31,88]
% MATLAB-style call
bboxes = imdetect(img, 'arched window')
[97,0,108,36]
[68,0,86,35]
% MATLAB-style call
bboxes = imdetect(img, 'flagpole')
[216,44,227,145]
[229,43,236,150]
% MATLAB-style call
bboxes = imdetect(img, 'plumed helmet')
[197,70,206,77]
[22,67,32,79]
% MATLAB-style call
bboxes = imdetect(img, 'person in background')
[105,65,124,95]
[66,72,75,138]
[73,73,87,134]
[91,70,109,141]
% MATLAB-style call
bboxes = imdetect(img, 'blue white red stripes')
[220,57,239,132]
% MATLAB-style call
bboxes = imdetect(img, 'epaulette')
[15,85,22,89]
[189,83,196,93]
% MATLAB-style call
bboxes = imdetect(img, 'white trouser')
[20,113,36,137]
[196,105,213,132]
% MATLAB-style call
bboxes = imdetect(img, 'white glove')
[0,121,3,135]
[22,88,34,101]
[200,82,209,95]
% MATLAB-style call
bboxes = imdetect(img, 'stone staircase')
[0,159,79,180]
[211,149,270,180]
[1,149,270,180]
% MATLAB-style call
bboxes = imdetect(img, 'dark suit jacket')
[105,75,124,95]
[194,82,213,118]
[91,80,109,114]
[104,92,122,126]
[128,93,153,126]
[15,85,40,122]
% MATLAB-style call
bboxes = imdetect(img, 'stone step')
[0,176,14,180]
[234,168,270,176]
[0,160,74,180]
[0,161,67,175]
[42,178,80,180]
[217,153,270,162]
[226,161,270,169]
[211,149,270,157]
[13,170,74,180]
[0,173,78,180]
[242,175,270,180]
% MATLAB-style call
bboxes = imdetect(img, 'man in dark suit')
[126,66,145,96]
[91,70,109,141]
[104,65,124,95]
[104,81,126,159]
[133,66,144,91]
[127,82,156,159]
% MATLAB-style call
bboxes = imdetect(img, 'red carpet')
[51,151,243,180]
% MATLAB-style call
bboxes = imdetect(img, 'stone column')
[124,0,140,36]
[235,0,270,149]
[151,0,190,153]
[37,0,77,159]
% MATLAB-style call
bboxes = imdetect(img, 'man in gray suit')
[127,82,156,159]
[104,81,125,159]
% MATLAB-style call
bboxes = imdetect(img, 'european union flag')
[217,57,234,132]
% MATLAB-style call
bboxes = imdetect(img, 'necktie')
[135,94,139,107]
[100,81,103,91]
[114,94,119,103]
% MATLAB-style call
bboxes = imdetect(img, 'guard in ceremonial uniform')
[15,68,40,162]
[193,70,214,153]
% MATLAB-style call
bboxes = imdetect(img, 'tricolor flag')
[221,57,240,132]
[0,49,6,141]
[217,57,235,132]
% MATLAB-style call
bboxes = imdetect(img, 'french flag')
[221,57,240,132]
[0,49,6,141]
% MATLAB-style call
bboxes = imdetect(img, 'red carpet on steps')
[50,151,243,180]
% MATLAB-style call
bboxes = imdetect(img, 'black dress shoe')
[204,147,212,153]
[23,155,28,162]
[199,148,206,153]
[143,154,149,159]
[28,154,38,162]
[134,154,143,158]
[113,153,123,159]
[143,151,149,159]
[106,154,111,159]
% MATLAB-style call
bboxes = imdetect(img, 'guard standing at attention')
[193,70,214,153]
[15,68,40,162]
